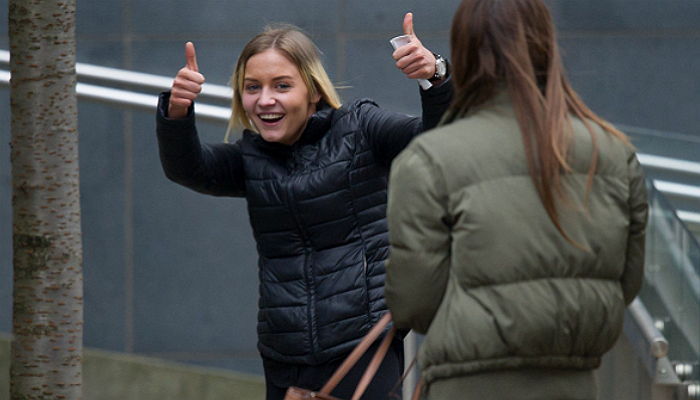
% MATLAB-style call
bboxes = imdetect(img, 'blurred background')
[0,0,699,398]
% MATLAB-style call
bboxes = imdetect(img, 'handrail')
[654,180,700,201]
[623,298,684,390]
[0,49,233,101]
[0,68,230,124]
[77,81,230,122]
[638,154,700,177]
[678,210,700,225]
[629,298,669,359]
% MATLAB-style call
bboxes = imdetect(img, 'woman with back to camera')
[155,13,452,400]
[385,0,648,399]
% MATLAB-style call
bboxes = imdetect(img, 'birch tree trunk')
[9,0,83,398]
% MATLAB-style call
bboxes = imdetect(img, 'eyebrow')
[244,75,295,82]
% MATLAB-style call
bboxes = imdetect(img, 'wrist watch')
[429,53,448,82]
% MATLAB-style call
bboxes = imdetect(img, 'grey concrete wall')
[0,333,265,400]
[1,0,699,378]
[552,0,700,138]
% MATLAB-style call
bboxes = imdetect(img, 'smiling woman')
[226,25,341,144]
[241,49,321,145]
[155,19,453,400]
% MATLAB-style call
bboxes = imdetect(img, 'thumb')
[403,12,414,36]
[185,41,199,72]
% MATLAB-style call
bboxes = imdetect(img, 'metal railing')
[641,183,700,399]
[624,298,699,399]
[640,154,700,234]
[0,49,230,122]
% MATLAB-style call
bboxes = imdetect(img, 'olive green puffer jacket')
[385,92,648,386]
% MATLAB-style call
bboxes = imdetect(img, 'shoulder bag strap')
[319,312,393,396]
[350,326,396,400]
[411,378,424,400]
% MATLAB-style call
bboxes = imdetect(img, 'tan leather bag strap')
[351,326,396,400]
[411,378,424,400]
[386,355,417,399]
[319,312,393,396]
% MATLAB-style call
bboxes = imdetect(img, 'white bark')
[9,0,83,398]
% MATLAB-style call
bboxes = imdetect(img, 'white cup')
[390,34,432,90]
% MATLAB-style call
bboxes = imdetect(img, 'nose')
[258,87,276,107]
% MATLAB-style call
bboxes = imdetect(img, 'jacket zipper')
[284,154,317,358]
[362,253,372,322]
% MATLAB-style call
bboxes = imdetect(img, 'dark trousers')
[263,337,405,400]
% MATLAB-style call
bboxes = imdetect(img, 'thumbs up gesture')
[392,13,437,81]
[168,42,206,119]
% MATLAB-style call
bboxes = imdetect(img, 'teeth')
[259,114,284,121]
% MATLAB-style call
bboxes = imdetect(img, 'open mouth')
[259,113,285,124]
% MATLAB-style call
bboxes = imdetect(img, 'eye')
[276,82,292,90]
[244,84,260,92]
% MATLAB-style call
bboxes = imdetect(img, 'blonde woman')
[156,16,452,400]
[385,0,648,399]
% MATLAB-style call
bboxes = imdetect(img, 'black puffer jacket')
[156,82,452,364]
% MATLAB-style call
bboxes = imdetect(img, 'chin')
[259,131,286,144]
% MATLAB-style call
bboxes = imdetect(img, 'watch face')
[436,57,447,77]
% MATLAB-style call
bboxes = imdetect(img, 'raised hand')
[168,42,206,119]
[392,13,437,81]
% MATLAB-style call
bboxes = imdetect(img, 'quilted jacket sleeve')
[621,151,648,305]
[156,92,246,197]
[385,145,451,333]
[360,79,453,163]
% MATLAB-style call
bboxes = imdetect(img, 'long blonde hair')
[446,0,629,244]
[225,24,341,142]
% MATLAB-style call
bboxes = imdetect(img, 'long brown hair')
[225,24,342,142]
[445,0,629,244]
